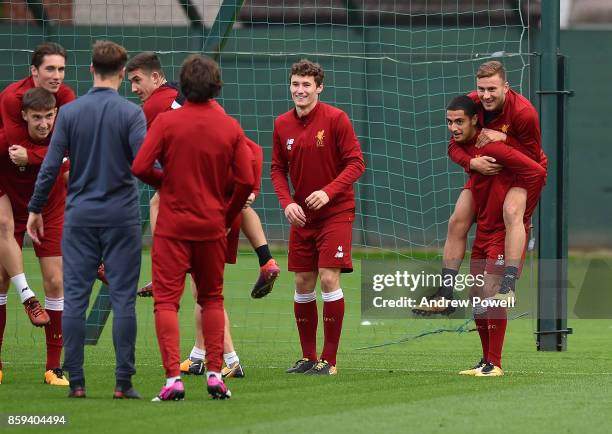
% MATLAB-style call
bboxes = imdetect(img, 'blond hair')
[476,61,506,81]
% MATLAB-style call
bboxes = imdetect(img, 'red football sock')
[487,306,508,368]
[0,303,6,370]
[200,298,224,373]
[474,312,489,360]
[44,309,63,370]
[294,300,318,361]
[154,308,181,378]
[320,298,345,366]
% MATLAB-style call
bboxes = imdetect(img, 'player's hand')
[26,212,44,245]
[243,192,256,209]
[305,190,329,211]
[8,145,28,166]
[475,128,507,148]
[469,156,503,175]
[284,203,306,227]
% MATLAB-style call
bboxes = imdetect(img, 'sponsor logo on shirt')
[316,130,325,147]
[334,245,344,259]
[286,138,294,150]
[495,254,505,266]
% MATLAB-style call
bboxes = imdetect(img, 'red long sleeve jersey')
[271,102,365,224]
[144,90,263,197]
[0,130,66,228]
[143,84,180,128]
[132,100,254,241]
[448,88,547,172]
[455,133,545,233]
[0,77,75,165]
[224,137,263,199]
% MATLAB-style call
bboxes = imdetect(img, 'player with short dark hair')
[271,59,365,375]
[418,61,546,315]
[444,95,546,376]
[0,42,75,328]
[27,40,146,399]
[0,88,70,386]
[132,54,254,401]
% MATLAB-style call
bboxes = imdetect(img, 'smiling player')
[271,59,365,375]
[0,43,75,328]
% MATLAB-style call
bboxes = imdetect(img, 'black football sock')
[501,266,519,292]
[255,244,273,267]
[439,268,458,298]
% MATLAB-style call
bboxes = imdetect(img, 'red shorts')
[288,211,354,273]
[14,224,63,258]
[470,229,527,277]
[465,174,543,224]
[225,213,241,264]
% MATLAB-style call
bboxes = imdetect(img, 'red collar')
[293,100,322,124]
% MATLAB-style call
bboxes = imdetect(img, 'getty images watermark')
[361,258,612,320]
[370,270,514,310]
[361,260,521,320]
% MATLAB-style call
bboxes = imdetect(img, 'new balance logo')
[286,138,294,150]
[334,246,344,259]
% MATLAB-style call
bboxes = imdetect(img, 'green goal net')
[0,1,536,356]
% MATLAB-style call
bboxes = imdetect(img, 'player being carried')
[0,88,71,386]
[271,59,365,375]
[133,54,254,401]
[0,42,76,329]
[416,61,546,315]
[445,95,546,376]
[126,52,278,378]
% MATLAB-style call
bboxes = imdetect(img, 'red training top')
[0,129,67,230]
[0,76,75,164]
[132,100,254,241]
[452,131,545,233]
[448,88,547,175]
[143,84,180,128]
[271,101,365,225]
[145,89,263,197]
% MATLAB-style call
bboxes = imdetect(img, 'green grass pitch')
[1,249,611,434]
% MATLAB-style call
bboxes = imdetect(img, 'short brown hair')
[31,42,67,69]
[22,87,56,112]
[126,52,165,77]
[290,59,324,86]
[476,60,506,81]
[92,40,128,78]
[180,55,223,103]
